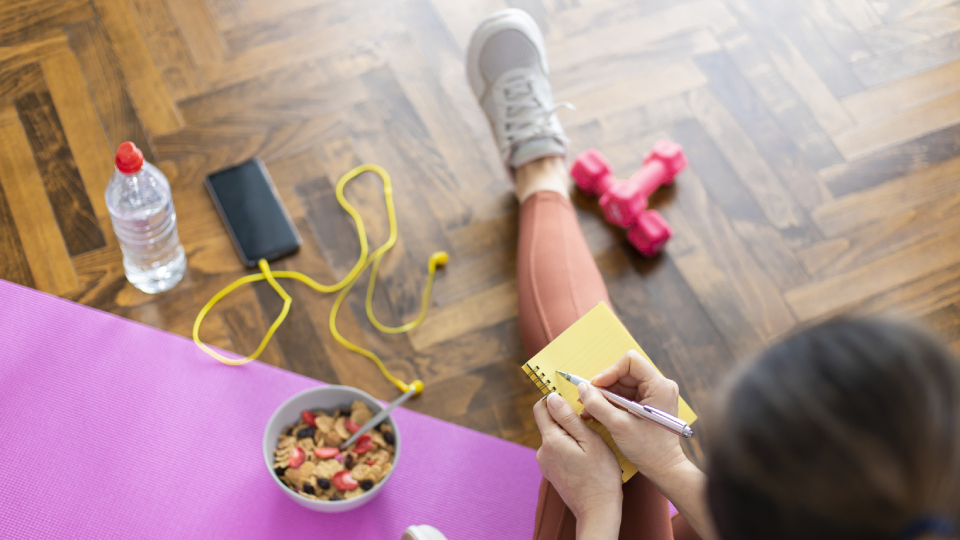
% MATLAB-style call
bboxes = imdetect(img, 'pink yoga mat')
[0,280,542,539]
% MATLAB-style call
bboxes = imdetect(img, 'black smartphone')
[205,159,302,267]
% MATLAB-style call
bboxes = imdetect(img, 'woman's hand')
[534,393,623,537]
[579,350,688,482]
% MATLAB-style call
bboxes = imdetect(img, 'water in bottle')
[105,142,186,294]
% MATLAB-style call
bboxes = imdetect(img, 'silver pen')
[556,370,693,439]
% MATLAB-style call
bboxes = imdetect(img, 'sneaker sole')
[465,8,549,100]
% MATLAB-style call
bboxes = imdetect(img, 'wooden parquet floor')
[2,0,959,461]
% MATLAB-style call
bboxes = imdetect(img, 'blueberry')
[383,431,395,445]
[359,480,373,491]
[302,483,315,495]
[297,427,315,439]
[274,467,286,477]
[317,478,330,490]
[331,494,342,501]
[344,454,354,468]
[340,408,352,418]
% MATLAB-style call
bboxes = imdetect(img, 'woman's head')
[706,317,960,540]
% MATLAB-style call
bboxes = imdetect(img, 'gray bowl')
[263,385,399,512]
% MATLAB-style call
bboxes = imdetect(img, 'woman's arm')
[579,350,719,540]
[647,458,718,540]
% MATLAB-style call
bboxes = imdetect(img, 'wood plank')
[797,185,960,278]
[41,51,116,219]
[724,0,864,97]
[553,28,721,99]
[831,0,882,31]
[563,60,708,123]
[177,65,371,128]
[851,29,960,87]
[821,123,960,197]
[0,0,92,46]
[253,271,341,385]
[163,0,225,65]
[797,0,873,63]
[351,67,468,236]
[412,318,525,384]
[923,303,960,344]
[199,13,404,90]
[0,103,76,294]
[376,32,496,193]
[670,117,809,290]
[785,226,960,322]
[833,89,960,160]
[221,0,388,54]
[695,51,833,212]
[549,0,734,73]
[0,30,67,73]
[0,63,44,98]
[126,0,206,101]
[658,167,795,350]
[854,263,960,320]
[717,25,845,169]
[687,87,822,247]
[153,113,345,189]
[0,107,36,289]
[218,298,288,370]
[813,154,960,237]
[547,0,699,40]
[860,4,960,55]
[841,58,960,124]
[409,281,518,351]
[867,0,957,23]
[14,90,106,256]
[759,20,855,135]
[64,19,154,162]
[91,0,183,136]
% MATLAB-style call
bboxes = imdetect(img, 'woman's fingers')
[592,350,667,396]
[546,393,593,444]
[533,396,565,440]
[579,383,632,434]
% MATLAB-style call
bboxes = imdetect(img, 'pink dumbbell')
[599,140,686,228]
[570,148,617,197]
[627,210,673,257]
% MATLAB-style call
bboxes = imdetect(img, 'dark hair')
[706,317,960,540]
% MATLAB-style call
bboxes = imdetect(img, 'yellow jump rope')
[192,164,447,397]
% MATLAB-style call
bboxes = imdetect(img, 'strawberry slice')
[288,446,305,469]
[366,460,376,466]
[354,434,373,455]
[314,447,339,459]
[332,470,359,491]
[344,418,361,434]
[301,410,317,427]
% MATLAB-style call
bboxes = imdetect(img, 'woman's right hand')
[578,349,689,481]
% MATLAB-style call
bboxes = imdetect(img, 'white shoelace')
[500,73,574,152]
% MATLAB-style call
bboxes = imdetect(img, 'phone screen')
[205,160,301,267]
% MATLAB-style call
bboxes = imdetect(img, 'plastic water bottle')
[105,142,186,294]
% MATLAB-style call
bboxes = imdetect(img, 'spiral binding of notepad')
[525,364,557,394]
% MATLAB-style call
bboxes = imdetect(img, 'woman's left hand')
[534,393,623,535]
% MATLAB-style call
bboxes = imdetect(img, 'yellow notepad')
[522,302,697,483]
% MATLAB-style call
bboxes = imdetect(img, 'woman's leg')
[517,158,695,540]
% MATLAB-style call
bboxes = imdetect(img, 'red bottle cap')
[115,142,144,174]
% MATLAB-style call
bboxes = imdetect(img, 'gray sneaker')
[466,9,572,178]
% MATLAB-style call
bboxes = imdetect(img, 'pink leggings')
[518,192,700,540]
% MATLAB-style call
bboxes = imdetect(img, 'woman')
[465,9,960,540]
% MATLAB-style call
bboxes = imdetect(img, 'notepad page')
[522,302,697,483]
